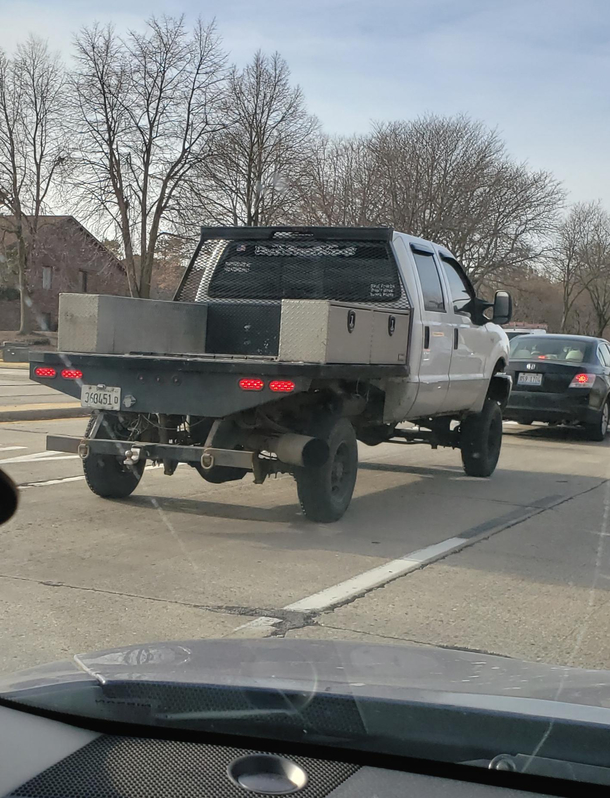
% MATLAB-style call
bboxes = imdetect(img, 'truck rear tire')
[460,399,503,478]
[296,417,358,523]
[83,416,145,499]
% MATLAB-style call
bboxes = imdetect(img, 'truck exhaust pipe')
[248,433,329,468]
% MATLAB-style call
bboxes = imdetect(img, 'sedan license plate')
[517,372,543,386]
[81,384,121,410]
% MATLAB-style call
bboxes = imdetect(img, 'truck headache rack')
[174,226,408,358]
[198,226,394,242]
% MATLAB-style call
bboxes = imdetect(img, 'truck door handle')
[454,328,459,349]
[424,326,430,349]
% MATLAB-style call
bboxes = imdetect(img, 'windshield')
[2,0,610,791]
[510,336,595,363]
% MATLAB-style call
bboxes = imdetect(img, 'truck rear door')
[408,245,453,416]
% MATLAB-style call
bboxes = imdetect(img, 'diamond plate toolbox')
[279,300,409,364]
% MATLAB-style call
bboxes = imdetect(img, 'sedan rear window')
[509,337,594,363]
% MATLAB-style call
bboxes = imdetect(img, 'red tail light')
[61,369,83,380]
[269,380,295,393]
[34,367,56,378]
[239,378,264,391]
[569,373,596,387]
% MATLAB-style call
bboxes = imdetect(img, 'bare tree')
[297,134,381,226]
[546,202,598,331]
[194,51,318,226]
[576,203,610,337]
[70,16,227,298]
[0,37,65,333]
[368,115,564,288]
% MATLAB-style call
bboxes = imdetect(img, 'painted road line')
[20,475,87,489]
[286,537,465,613]
[232,537,466,636]
[232,498,563,638]
[0,451,80,465]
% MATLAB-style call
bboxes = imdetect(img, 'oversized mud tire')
[82,416,145,499]
[460,399,503,478]
[296,417,358,523]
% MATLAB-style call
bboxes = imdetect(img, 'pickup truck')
[31,226,512,522]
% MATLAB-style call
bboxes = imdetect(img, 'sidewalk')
[0,363,88,422]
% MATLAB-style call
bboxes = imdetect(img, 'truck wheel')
[460,399,503,478]
[584,401,609,442]
[296,417,358,523]
[82,416,145,499]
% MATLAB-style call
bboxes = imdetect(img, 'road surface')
[0,411,608,676]
[0,365,84,420]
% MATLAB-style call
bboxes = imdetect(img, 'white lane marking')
[233,536,468,634]
[17,461,187,488]
[0,451,79,465]
[286,537,465,613]
[20,475,87,489]
[0,446,27,453]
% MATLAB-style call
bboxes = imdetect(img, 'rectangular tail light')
[569,373,596,388]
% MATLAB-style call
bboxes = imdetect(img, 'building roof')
[0,215,123,271]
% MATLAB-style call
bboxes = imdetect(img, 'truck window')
[440,256,473,313]
[411,249,445,312]
[207,240,403,304]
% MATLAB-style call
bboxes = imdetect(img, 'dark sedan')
[505,334,610,440]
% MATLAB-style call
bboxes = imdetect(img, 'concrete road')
[0,415,608,676]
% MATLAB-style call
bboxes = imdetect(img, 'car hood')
[2,638,610,717]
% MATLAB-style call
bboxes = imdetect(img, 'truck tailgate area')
[30,352,407,418]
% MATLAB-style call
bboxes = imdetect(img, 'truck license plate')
[81,385,121,410]
[517,373,543,386]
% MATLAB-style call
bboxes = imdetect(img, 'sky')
[1,0,609,207]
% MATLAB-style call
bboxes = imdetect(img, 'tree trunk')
[17,236,32,335]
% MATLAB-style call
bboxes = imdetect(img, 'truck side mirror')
[492,291,512,325]
[0,468,18,525]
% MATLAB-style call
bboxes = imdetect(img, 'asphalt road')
[0,411,609,677]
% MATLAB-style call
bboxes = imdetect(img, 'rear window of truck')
[207,240,402,303]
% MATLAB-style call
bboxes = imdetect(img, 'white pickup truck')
[31,226,512,522]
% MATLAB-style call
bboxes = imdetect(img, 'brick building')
[0,216,126,331]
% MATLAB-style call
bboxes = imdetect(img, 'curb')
[0,405,89,422]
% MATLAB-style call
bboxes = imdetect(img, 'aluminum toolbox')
[58,294,208,356]
[370,309,410,364]
[278,300,409,364]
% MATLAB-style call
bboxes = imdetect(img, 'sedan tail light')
[569,373,596,388]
